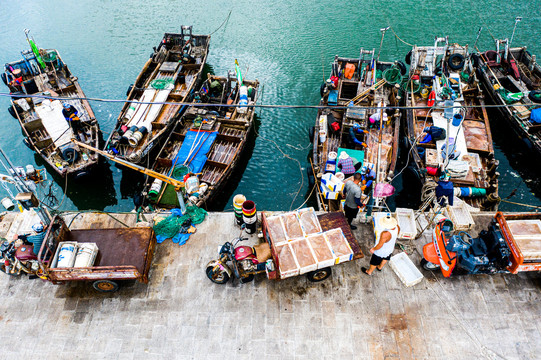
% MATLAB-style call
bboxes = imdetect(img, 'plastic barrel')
[57,243,76,268]
[242,200,257,234]
[233,194,246,226]
[73,243,98,268]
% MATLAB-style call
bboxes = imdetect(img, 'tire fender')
[395,60,407,76]
[405,50,412,65]
[448,53,465,70]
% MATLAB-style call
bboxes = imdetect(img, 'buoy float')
[427,90,436,107]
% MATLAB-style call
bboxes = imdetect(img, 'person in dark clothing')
[62,102,83,139]
[342,173,363,230]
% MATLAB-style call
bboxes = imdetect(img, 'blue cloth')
[436,180,454,206]
[531,108,541,124]
[172,130,217,173]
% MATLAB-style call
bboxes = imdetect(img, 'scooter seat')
[254,242,271,263]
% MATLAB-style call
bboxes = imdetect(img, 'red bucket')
[242,200,256,216]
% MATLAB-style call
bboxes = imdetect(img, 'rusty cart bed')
[38,215,156,286]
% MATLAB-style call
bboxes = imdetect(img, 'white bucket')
[73,243,99,268]
[57,243,77,268]
[328,151,337,161]
[1,197,15,211]
[335,172,345,181]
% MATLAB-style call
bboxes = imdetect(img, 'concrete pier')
[0,210,539,359]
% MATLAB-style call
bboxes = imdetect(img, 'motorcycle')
[0,237,43,278]
[206,225,273,284]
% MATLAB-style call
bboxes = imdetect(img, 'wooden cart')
[261,211,363,282]
[37,215,156,292]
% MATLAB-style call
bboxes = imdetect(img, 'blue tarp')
[531,108,541,124]
[172,130,217,174]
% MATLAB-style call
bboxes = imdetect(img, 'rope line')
[2,92,537,111]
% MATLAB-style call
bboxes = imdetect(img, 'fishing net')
[150,79,175,90]
[382,67,403,85]
[497,88,523,104]
[401,79,421,93]
[41,50,57,63]
[172,165,190,179]
[153,206,207,240]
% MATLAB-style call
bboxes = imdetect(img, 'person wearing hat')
[62,102,83,140]
[342,172,363,230]
[435,171,454,206]
[362,214,399,275]
[337,151,356,176]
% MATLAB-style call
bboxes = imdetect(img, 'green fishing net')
[383,67,403,85]
[153,206,207,239]
[150,79,175,90]
[497,88,523,104]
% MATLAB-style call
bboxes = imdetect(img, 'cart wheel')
[420,258,440,271]
[206,266,230,284]
[92,280,119,292]
[240,274,254,283]
[307,267,332,282]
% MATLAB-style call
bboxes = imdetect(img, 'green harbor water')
[1,1,540,212]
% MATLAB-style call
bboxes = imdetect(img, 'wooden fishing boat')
[143,70,259,209]
[476,40,541,154]
[403,37,500,210]
[2,32,99,178]
[312,49,402,212]
[104,26,210,164]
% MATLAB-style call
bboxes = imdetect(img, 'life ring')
[529,90,541,104]
[395,60,407,76]
[405,50,412,65]
[448,53,465,70]
[427,90,436,107]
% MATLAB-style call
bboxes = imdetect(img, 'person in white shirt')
[362,214,399,275]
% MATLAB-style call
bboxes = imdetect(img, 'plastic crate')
[395,208,417,240]
[389,252,424,287]
[445,202,474,231]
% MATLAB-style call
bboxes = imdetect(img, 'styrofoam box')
[266,214,289,246]
[321,173,345,192]
[324,228,353,264]
[395,208,417,239]
[389,252,424,287]
[306,234,336,269]
[289,238,318,275]
[320,184,340,200]
[276,243,300,279]
[297,207,323,236]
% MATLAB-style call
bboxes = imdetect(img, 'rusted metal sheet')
[48,266,140,282]
[318,212,364,260]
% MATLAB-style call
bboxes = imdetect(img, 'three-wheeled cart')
[260,210,364,282]
[422,211,541,276]
[38,215,156,292]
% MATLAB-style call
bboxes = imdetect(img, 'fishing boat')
[143,67,259,209]
[403,37,500,211]
[104,26,210,164]
[311,49,402,212]
[2,31,99,178]
[476,39,541,154]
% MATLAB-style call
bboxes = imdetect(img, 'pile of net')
[497,88,523,104]
[150,79,175,90]
[153,206,207,245]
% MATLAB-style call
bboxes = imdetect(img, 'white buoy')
[1,197,15,211]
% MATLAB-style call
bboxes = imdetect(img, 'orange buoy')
[427,90,436,107]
